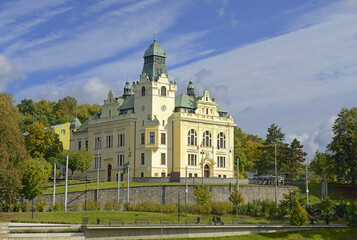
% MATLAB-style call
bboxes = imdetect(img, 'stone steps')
[0,222,9,239]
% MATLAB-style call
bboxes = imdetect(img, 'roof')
[51,123,67,129]
[144,40,166,58]
[120,95,134,111]
[217,106,228,113]
[70,117,81,129]
[75,111,101,133]
[175,94,196,109]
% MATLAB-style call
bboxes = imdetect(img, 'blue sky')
[1,0,357,158]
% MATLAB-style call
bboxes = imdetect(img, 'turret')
[123,80,132,98]
[187,79,195,97]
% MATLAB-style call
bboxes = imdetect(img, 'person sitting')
[212,216,217,225]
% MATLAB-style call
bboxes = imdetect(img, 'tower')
[123,80,132,98]
[187,79,195,97]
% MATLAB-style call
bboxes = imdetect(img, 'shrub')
[318,197,335,214]
[20,202,29,212]
[87,201,101,211]
[104,200,121,211]
[48,203,64,212]
[345,201,357,228]
[335,201,349,218]
[210,201,233,215]
[35,197,46,212]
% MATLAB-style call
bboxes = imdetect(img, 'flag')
[200,139,203,148]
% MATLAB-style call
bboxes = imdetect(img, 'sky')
[1,0,357,159]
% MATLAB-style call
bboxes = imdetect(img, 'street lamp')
[185,165,188,206]
[236,157,239,191]
[96,137,101,203]
[274,143,277,204]
[127,146,132,204]
[200,150,204,184]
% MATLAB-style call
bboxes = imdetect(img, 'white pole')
[97,138,100,203]
[117,169,120,203]
[306,158,309,206]
[161,201,163,239]
[185,166,188,206]
[274,144,278,204]
[237,157,239,191]
[64,155,68,211]
[53,163,56,206]
[127,165,130,204]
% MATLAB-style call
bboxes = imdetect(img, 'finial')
[154,31,156,42]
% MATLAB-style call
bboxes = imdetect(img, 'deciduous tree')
[193,184,212,215]
[290,198,308,240]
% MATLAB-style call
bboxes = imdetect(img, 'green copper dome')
[144,40,166,58]
[70,117,81,129]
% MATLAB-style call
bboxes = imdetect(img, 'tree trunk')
[298,227,301,240]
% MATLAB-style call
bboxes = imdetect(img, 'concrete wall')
[39,185,296,208]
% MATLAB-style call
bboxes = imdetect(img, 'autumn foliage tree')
[0,93,29,209]
[193,184,212,215]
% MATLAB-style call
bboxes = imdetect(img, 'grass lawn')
[157,228,357,240]
[0,211,288,225]
[298,183,357,201]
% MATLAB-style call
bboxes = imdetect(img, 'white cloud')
[0,55,25,91]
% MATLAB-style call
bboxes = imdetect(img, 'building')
[51,122,71,151]
[70,38,236,181]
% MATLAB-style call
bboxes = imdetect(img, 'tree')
[228,185,244,216]
[21,158,52,201]
[59,150,94,178]
[53,96,78,124]
[290,197,308,240]
[0,93,29,209]
[193,184,212,215]
[25,122,46,158]
[17,98,36,131]
[266,123,285,145]
[327,107,357,189]
[310,151,335,183]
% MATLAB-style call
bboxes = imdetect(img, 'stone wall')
[40,185,297,208]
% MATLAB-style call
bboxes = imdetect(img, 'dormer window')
[206,97,208,101]
[142,87,146,96]
[161,86,166,96]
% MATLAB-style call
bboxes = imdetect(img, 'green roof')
[70,117,81,129]
[144,40,166,58]
[119,95,134,111]
[175,94,196,109]
[217,106,228,113]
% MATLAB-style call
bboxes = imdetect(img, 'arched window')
[141,86,146,96]
[161,86,166,96]
[203,131,211,147]
[187,129,197,146]
[217,132,226,149]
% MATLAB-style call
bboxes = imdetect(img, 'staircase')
[0,222,9,239]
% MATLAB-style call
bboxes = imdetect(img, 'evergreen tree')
[193,184,212,215]
[228,185,244,216]
[290,197,308,240]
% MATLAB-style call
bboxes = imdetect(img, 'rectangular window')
[141,172,144,177]
[141,133,145,144]
[163,120,165,126]
[85,140,88,150]
[189,173,192,178]
[194,173,198,178]
[106,135,113,148]
[118,134,125,147]
[78,141,81,150]
[95,137,101,149]
[217,156,226,168]
[161,133,166,144]
[120,173,124,181]
[95,156,101,169]
[223,175,226,178]
[161,172,166,177]
[188,154,197,166]
[61,130,65,135]
[141,153,145,165]
[150,132,155,144]
[161,153,166,165]
[117,154,124,166]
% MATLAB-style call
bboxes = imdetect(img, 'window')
[163,120,165,126]
[161,133,166,144]
[78,141,81,150]
[109,110,111,117]
[189,173,193,178]
[206,108,208,114]
[188,154,197,166]
[106,135,113,148]
[161,86,166,96]
[95,137,101,149]
[120,173,124,181]
[95,156,101,169]
[218,175,221,178]
[149,132,155,144]
[223,175,226,178]
[141,172,144,177]
[217,132,226,149]
[141,153,145,165]
[161,153,166,165]
[217,156,226,168]
[194,173,198,178]
[141,86,146,96]
[161,172,166,177]
[118,134,125,147]
[117,154,124,166]
[203,131,211,147]
[141,133,145,144]
[187,129,197,146]
[206,97,208,101]
[61,130,65,135]
[85,140,88,150]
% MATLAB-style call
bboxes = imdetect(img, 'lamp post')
[127,146,132,204]
[96,137,101,203]
[185,165,188,206]
[53,162,56,206]
[306,157,309,206]
[236,157,239,191]
[274,143,278,204]
[200,150,204,184]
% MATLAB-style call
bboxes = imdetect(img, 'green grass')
[0,211,287,225]
[156,228,356,240]
[298,183,357,201]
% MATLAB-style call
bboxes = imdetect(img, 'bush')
[345,201,357,228]
[318,197,335,214]
[35,197,46,212]
[19,202,29,212]
[87,201,101,211]
[48,203,64,212]
[104,200,121,211]
[210,201,233,215]
[335,201,349,218]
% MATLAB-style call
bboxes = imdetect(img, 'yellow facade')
[52,122,71,151]
[70,39,236,181]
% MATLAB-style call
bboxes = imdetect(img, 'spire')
[154,31,156,42]
[187,78,195,97]
[123,79,132,98]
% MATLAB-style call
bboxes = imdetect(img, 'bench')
[109,218,124,225]
[135,219,150,225]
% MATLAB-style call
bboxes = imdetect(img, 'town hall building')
[69,38,236,181]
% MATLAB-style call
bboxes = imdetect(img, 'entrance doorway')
[107,164,112,181]
[204,164,210,178]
